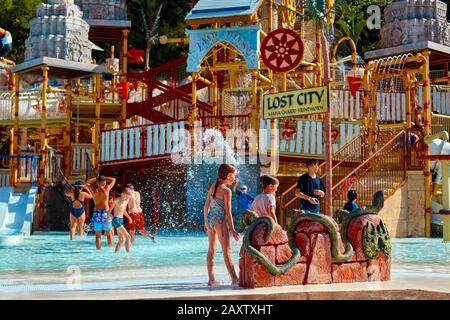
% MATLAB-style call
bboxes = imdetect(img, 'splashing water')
[202,128,239,166]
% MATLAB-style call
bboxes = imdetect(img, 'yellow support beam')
[422,50,432,238]
[11,74,20,187]
[64,82,72,177]
[39,65,49,229]
[120,29,129,129]
[94,74,102,169]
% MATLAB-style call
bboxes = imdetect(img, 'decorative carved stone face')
[381,0,450,48]
[391,28,403,46]
[74,0,128,20]
[24,0,93,63]
[91,5,105,19]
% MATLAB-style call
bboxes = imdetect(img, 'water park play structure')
[1,0,450,289]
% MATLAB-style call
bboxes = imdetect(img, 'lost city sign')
[262,86,328,119]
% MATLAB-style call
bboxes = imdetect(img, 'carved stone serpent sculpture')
[240,210,353,275]
[240,210,301,275]
[333,190,391,259]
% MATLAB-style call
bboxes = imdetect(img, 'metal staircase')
[126,57,214,123]
[278,131,409,226]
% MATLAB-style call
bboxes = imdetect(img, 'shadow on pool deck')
[169,290,450,300]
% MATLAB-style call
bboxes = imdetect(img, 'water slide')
[0,187,38,245]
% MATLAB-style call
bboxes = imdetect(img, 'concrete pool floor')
[2,271,450,300]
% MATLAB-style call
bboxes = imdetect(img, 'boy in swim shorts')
[85,175,116,250]
[109,189,133,253]
[125,183,155,242]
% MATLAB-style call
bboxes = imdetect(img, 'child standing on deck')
[109,189,133,253]
[203,164,240,286]
[251,175,279,224]
[343,189,360,213]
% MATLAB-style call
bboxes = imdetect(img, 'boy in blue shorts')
[85,175,116,250]
[109,189,133,253]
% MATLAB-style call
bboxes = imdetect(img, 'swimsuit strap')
[211,196,226,213]
[71,194,84,208]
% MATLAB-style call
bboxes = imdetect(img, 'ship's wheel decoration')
[261,28,304,73]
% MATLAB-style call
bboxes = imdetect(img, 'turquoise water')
[0,232,242,273]
[393,238,450,265]
[0,233,449,274]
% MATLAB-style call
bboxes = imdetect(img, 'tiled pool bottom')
[0,233,450,297]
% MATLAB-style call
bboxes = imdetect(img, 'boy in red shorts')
[125,183,155,242]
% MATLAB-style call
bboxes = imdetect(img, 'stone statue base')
[239,215,391,288]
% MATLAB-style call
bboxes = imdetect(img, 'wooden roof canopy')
[185,0,264,27]
[12,57,106,79]
[86,20,132,42]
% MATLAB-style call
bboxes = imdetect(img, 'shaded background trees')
[3,0,438,66]
[332,0,391,58]
[0,0,45,62]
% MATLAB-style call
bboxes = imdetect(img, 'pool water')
[0,232,242,273]
[0,233,449,291]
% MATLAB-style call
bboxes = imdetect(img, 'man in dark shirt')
[295,159,325,214]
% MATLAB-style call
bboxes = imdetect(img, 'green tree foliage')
[0,0,45,62]
[332,0,390,57]
[127,0,192,69]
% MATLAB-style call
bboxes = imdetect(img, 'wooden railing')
[72,144,93,175]
[278,134,364,224]
[44,151,63,183]
[331,131,407,211]
[432,113,450,135]
[18,152,40,184]
[330,89,407,122]
[0,90,67,121]
[259,118,362,158]
[431,86,450,115]
[0,169,9,187]
[101,120,186,164]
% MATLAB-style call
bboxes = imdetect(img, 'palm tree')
[128,0,163,70]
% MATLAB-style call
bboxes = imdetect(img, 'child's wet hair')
[121,189,132,196]
[347,189,358,201]
[260,175,279,189]
[217,164,236,180]
[212,164,237,198]
[306,159,319,167]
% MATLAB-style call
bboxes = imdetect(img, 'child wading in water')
[251,175,279,224]
[109,189,133,253]
[65,181,93,240]
[203,164,240,286]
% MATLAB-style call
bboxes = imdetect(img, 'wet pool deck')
[2,272,450,300]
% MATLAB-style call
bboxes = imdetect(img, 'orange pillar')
[120,29,129,129]
[64,82,72,177]
[39,65,49,229]
[422,50,431,238]
[94,74,102,169]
